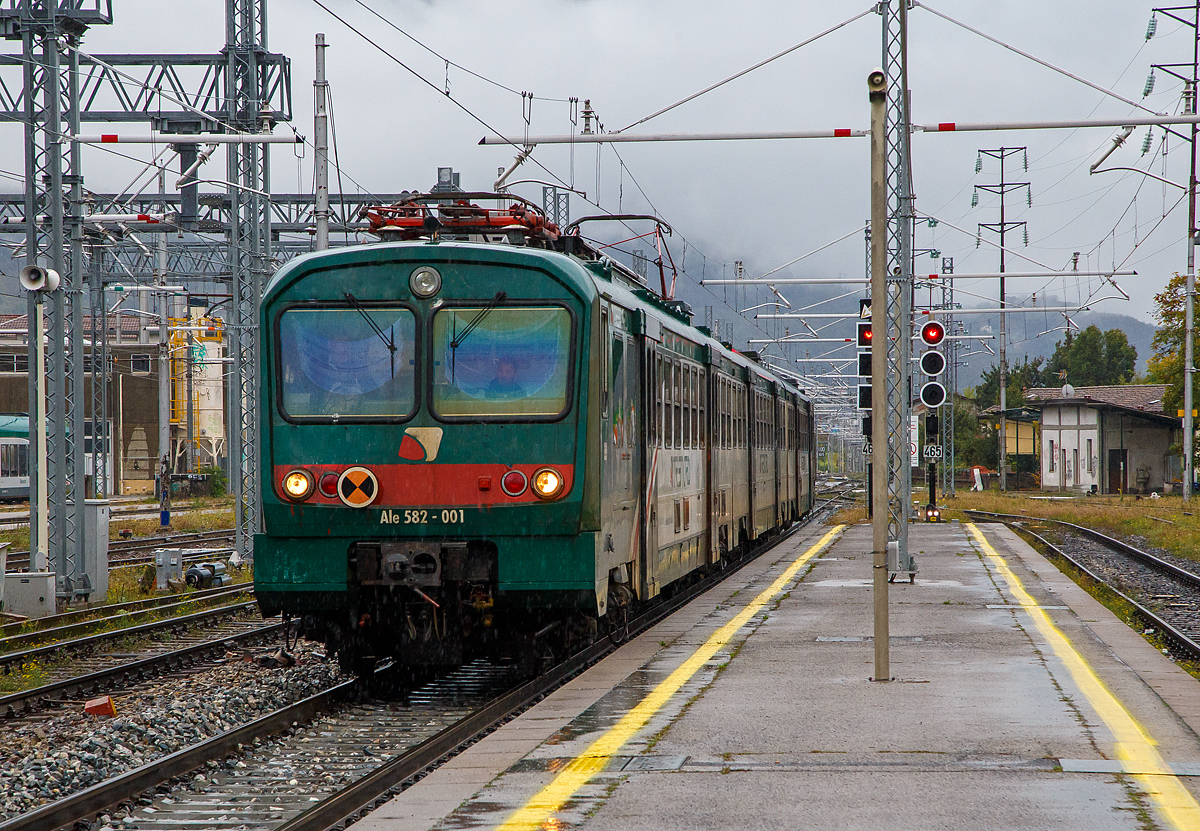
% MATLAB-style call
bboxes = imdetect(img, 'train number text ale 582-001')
[380,509,466,525]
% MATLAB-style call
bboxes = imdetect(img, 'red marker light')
[501,470,528,497]
[319,473,339,497]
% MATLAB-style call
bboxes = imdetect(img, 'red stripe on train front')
[273,462,574,506]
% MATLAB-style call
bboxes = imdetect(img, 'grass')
[0,496,235,554]
[829,484,1200,565]
[106,496,235,539]
[2,564,254,643]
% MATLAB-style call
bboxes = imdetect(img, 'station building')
[1022,384,1182,494]
[0,312,225,495]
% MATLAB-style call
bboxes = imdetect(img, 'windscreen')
[278,307,416,418]
[431,305,572,418]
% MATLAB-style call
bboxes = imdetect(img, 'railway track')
[0,515,829,831]
[0,587,260,675]
[5,529,235,572]
[0,619,284,719]
[965,510,1200,662]
[0,583,252,651]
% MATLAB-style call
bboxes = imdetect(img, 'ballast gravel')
[0,643,343,821]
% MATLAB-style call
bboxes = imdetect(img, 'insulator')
[1027,187,1032,207]
[975,234,981,249]
[1023,149,1028,172]
[1146,14,1157,40]
[974,153,982,174]
[1143,72,1155,97]
[927,218,938,228]
[1142,128,1154,155]
[1023,227,1029,246]
[971,189,978,208]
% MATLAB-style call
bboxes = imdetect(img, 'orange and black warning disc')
[337,466,379,508]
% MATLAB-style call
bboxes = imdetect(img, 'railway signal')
[857,320,873,347]
[918,319,947,408]
[856,319,873,412]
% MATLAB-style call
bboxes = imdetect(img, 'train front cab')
[255,243,605,667]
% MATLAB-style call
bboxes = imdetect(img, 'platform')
[357,520,1200,831]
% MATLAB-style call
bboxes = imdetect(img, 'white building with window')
[1025,385,1182,495]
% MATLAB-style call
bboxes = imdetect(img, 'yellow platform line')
[967,523,1200,830]
[496,525,846,831]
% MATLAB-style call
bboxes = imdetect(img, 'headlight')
[531,467,564,500]
[283,469,314,501]
[410,266,442,299]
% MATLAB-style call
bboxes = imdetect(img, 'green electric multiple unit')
[255,195,815,673]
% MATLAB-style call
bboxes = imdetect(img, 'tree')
[1146,272,1199,415]
[976,356,1045,411]
[1045,325,1137,387]
[1103,328,1138,383]
[951,397,995,469]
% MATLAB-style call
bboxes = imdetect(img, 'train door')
[747,384,758,539]
[600,304,613,537]
[606,309,638,576]
[775,396,785,523]
[637,317,662,600]
[705,363,718,564]
[731,374,750,548]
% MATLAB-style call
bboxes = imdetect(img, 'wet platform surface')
[357,521,1200,830]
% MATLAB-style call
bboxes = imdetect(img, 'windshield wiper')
[450,291,506,382]
[344,291,397,377]
[451,291,507,350]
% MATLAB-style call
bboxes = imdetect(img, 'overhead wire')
[916,2,1165,117]
[307,0,576,195]
[347,0,571,102]
[616,6,875,133]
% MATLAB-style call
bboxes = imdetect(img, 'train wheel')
[607,585,632,645]
[338,647,377,676]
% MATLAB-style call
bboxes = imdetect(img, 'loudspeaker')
[18,265,60,292]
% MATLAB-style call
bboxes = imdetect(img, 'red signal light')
[857,321,873,348]
[920,320,945,346]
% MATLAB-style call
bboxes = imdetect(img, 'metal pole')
[34,295,48,573]
[157,168,170,493]
[186,333,195,473]
[999,151,1007,492]
[314,33,329,251]
[869,68,890,682]
[1186,50,1197,498]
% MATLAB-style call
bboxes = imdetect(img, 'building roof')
[1023,384,1168,413]
[0,313,146,337]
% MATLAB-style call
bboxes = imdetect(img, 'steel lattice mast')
[10,0,113,590]
[881,0,915,576]
[226,0,272,562]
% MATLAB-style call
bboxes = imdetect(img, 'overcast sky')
[2,1,1192,376]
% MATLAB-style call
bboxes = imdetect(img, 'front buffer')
[255,526,599,672]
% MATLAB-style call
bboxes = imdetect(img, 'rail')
[1,514,821,831]
[965,510,1200,662]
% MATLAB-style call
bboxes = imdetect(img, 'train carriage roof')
[0,414,28,438]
